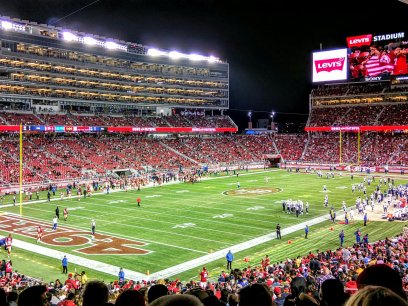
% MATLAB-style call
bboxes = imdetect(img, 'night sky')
[1,0,407,130]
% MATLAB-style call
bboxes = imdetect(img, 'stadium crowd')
[0,226,408,306]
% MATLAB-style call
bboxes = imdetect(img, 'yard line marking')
[21,204,255,241]
[64,196,278,230]
[148,213,333,280]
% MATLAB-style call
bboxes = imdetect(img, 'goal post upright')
[357,129,361,165]
[339,130,342,164]
[19,124,23,216]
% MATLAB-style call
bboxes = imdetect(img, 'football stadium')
[0,12,407,306]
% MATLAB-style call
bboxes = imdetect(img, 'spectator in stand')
[82,280,109,306]
[199,267,208,289]
[238,283,274,306]
[344,285,408,306]
[118,268,125,285]
[18,285,49,306]
[273,287,286,306]
[7,291,18,306]
[345,275,358,295]
[80,271,88,286]
[65,273,79,291]
[0,288,6,306]
[356,264,407,300]
[316,266,335,289]
[149,295,204,306]
[54,279,63,290]
[283,276,307,306]
[148,284,169,304]
[115,290,145,306]
[57,292,76,306]
[220,289,229,306]
[319,278,348,306]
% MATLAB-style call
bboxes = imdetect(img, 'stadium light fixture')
[168,51,184,59]
[1,20,13,30]
[398,0,408,5]
[62,31,78,42]
[208,55,218,63]
[105,41,119,50]
[147,48,166,56]
[189,54,206,61]
[83,36,97,45]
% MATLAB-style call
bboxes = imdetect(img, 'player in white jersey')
[349,208,355,220]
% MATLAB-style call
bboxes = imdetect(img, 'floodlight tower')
[270,111,275,131]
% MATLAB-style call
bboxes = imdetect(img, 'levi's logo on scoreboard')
[347,34,372,48]
[315,57,345,73]
[312,49,347,83]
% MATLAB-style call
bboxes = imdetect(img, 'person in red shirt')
[37,226,43,243]
[261,255,270,269]
[393,47,407,75]
[64,273,79,290]
[345,275,358,295]
[5,234,12,257]
[63,208,69,221]
[199,266,208,289]
[137,197,141,207]
[5,260,12,278]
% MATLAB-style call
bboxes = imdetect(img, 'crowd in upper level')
[308,103,408,127]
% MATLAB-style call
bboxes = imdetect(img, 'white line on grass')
[148,213,332,280]
[12,238,148,281]
[86,196,275,230]
[20,203,253,243]
[7,212,208,254]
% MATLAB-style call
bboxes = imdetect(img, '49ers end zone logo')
[0,215,149,255]
[223,187,282,196]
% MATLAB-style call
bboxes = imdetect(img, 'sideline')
[0,169,276,208]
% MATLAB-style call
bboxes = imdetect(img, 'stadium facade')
[0,16,229,115]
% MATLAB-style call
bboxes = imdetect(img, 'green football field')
[0,169,406,283]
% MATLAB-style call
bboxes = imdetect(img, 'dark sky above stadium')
[1,0,408,129]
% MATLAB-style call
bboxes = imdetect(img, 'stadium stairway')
[300,135,310,161]
[160,141,200,165]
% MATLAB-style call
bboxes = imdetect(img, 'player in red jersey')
[5,234,12,257]
[137,197,141,207]
[199,266,208,289]
[37,225,43,243]
[63,208,69,221]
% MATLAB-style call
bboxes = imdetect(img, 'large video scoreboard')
[312,31,407,83]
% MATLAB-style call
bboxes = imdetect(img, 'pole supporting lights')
[271,111,275,131]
